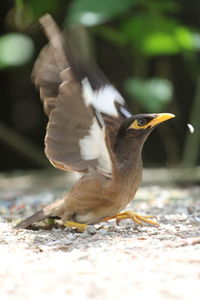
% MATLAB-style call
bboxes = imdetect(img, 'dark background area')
[0,0,200,171]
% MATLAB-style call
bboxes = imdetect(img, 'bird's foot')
[103,210,159,226]
[64,221,88,232]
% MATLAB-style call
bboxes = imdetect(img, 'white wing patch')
[82,78,125,117]
[79,118,112,177]
[80,77,132,177]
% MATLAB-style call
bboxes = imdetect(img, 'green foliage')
[29,0,60,17]
[0,33,34,69]
[98,13,199,56]
[3,0,200,166]
[15,0,59,18]
[143,26,197,56]
[143,32,180,55]
[125,78,173,112]
[122,14,179,55]
[67,0,136,26]
[9,0,200,115]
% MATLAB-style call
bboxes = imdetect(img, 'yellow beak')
[148,113,175,127]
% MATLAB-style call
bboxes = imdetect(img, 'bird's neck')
[110,141,143,205]
[115,152,143,182]
[113,137,144,180]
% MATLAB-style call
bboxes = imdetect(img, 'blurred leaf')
[175,27,193,50]
[15,0,24,9]
[12,5,34,30]
[122,15,179,52]
[125,78,173,112]
[144,0,180,13]
[67,0,135,26]
[97,26,127,46]
[143,33,179,55]
[14,0,66,23]
[143,27,196,55]
[28,0,60,18]
[0,33,34,69]
[192,33,200,50]
[122,14,198,56]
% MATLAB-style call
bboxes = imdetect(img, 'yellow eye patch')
[129,113,175,130]
[130,119,149,130]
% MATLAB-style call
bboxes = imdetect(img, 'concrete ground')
[0,171,200,300]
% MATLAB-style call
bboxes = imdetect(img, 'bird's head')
[114,113,175,161]
[128,112,175,132]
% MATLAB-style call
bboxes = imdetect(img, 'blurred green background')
[0,0,200,171]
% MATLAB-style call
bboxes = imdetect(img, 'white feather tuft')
[82,78,125,117]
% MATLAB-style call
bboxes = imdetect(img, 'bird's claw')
[64,221,88,232]
[103,210,159,226]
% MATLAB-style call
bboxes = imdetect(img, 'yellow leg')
[64,221,88,232]
[103,210,159,226]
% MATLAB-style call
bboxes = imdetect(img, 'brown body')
[15,142,142,229]
[47,161,142,224]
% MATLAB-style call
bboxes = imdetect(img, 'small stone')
[64,226,73,233]
[187,206,196,214]
[149,231,159,236]
[175,226,180,231]
[194,212,200,218]
[194,217,200,222]
[98,228,108,235]
[67,233,78,240]
[87,226,96,235]
[159,216,168,224]
[138,227,148,233]
[177,213,188,222]
[107,225,117,232]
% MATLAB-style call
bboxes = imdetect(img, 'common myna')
[14,15,175,230]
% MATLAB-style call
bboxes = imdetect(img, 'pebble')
[87,226,97,235]
[187,206,196,214]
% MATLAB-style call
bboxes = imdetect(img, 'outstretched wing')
[32,14,132,176]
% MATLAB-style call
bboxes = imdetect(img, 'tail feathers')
[13,209,47,229]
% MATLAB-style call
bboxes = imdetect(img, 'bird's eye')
[137,118,147,127]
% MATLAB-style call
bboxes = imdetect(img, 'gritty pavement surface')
[0,172,200,300]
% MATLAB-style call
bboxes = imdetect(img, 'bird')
[13,14,175,231]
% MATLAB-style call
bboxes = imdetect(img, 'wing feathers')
[32,14,131,176]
